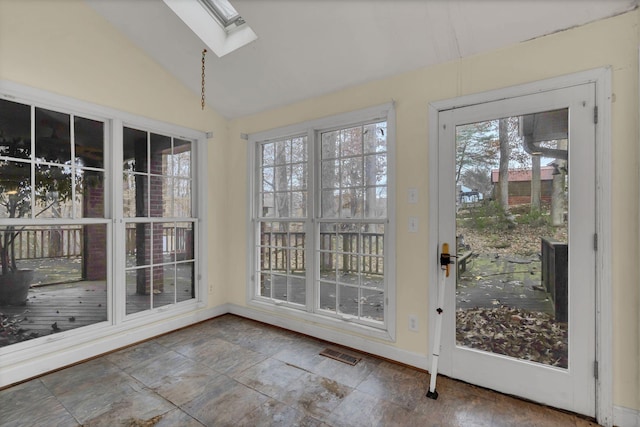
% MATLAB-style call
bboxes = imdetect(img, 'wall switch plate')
[408,188,418,204]
[408,217,418,233]
[409,315,418,332]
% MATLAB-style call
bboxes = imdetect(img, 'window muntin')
[251,110,392,331]
[123,127,196,315]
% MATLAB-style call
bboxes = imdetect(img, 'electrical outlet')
[409,315,418,332]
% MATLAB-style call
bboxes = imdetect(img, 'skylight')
[199,0,245,29]
[163,0,257,57]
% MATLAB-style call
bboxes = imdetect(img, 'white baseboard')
[614,406,640,427]
[228,303,429,371]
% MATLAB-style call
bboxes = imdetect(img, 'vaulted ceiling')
[87,0,638,119]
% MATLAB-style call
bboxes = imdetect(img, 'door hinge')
[593,360,599,379]
[593,233,598,251]
[593,106,598,124]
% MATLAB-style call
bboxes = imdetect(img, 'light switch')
[408,216,418,233]
[408,188,418,204]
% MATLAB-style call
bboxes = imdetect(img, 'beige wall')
[0,0,229,307]
[0,0,638,414]
[228,11,640,410]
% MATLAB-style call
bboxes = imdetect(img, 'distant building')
[491,166,555,206]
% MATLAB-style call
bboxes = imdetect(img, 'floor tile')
[0,380,79,427]
[356,360,429,410]
[234,357,307,401]
[282,371,353,419]
[105,340,171,371]
[181,375,270,426]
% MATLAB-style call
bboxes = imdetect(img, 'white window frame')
[0,80,208,375]
[247,103,396,341]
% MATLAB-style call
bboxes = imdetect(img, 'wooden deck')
[0,277,195,347]
[1,281,108,345]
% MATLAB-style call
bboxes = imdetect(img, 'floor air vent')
[319,347,362,366]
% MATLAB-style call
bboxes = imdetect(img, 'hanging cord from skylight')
[201,49,207,110]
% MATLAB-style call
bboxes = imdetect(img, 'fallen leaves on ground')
[456,307,568,368]
[0,312,40,346]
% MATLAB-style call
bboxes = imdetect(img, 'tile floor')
[0,314,600,426]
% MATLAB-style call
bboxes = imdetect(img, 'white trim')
[228,303,427,369]
[0,80,205,142]
[614,406,640,427]
[427,68,612,426]
[245,102,396,341]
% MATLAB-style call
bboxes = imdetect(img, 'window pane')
[126,268,151,315]
[341,158,362,188]
[123,127,148,173]
[291,191,307,217]
[274,166,290,191]
[320,281,336,312]
[364,122,387,153]
[274,140,289,165]
[174,178,191,218]
[362,288,384,321]
[262,167,274,192]
[321,131,340,159]
[176,261,195,303]
[34,164,73,219]
[291,137,307,163]
[321,160,339,189]
[0,99,31,160]
[150,175,167,217]
[172,139,191,178]
[338,285,358,316]
[74,117,104,168]
[126,223,151,268]
[259,273,272,298]
[340,127,363,157]
[0,224,108,344]
[150,133,171,175]
[364,186,386,219]
[123,173,148,218]
[176,222,194,262]
[153,264,175,309]
[35,108,70,164]
[321,189,339,218]
[261,143,275,166]
[76,170,104,218]
[0,160,31,219]
[290,276,305,305]
[160,222,176,264]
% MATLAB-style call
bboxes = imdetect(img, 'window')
[163,0,257,57]
[199,0,245,29]
[0,84,205,350]
[123,128,197,315]
[0,98,108,338]
[250,104,395,335]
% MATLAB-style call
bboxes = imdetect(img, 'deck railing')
[261,231,384,275]
[12,226,83,260]
[12,226,193,261]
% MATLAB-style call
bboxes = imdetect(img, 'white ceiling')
[87,0,638,119]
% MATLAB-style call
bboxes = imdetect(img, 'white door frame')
[427,67,612,426]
